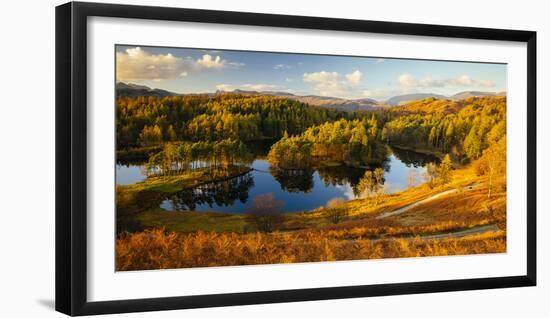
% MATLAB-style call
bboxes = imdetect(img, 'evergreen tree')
[438,154,453,185]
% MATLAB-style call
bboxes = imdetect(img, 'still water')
[116,147,437,213]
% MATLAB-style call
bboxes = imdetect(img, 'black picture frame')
[55,1,537,316]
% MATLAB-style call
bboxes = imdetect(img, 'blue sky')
[116,45,507,100]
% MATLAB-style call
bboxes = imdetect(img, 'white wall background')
[0,0,546,316]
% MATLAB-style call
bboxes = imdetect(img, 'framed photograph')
[55,1,536,316]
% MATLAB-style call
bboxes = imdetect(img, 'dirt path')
[416,224,499,240]
[375,182,482,220]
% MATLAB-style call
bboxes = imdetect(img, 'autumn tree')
[357,170,375,196]
[373,168,386,202]
[438,154,453,185]
[268,118,386,169]
[116,94,353,149]
[246,193,284,233]
[166,125,177,141]
[139,125,162,146]
[382,96,506,162]
[146,139,252,177]
[475,137,506,198]
[424,162,437,188]
[463,124,485,159]
[357,167,385,203]
[325,197,347,224]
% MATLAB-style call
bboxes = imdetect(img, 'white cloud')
[303,71,339,83]
[477,79,496,88]
[303,71,342,96]
[116,47,245,81]
[345,70,362,85]
[453,74,473,86]
[196,54,226,69]
[216,83,279,92]
[398,74,416,88]
[398,73,495,90]
[215,84,234,91]
[196,54,244,69]
[303,70,364,97]
[375,58,385,64]
[241,83,278,91]
[116,47,194,81]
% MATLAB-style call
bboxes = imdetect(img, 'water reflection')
[118,147,438,213]
[269,168,314,193]
[317,166,365,188]
[391,146,439,167]
[116,159,147,185]
[161,174,254,211]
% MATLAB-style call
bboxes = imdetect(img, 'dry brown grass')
[317,188,506,238]
[116,228,506,271]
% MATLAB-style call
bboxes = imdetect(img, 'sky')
[115,45,507,101]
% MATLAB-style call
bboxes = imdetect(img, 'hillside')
[449,91,502,100]
[290,95,379,111]
[392,95,506,115]
[116,82,179,98]
[221,89,380,111]
[383,95,506,162]
[393,97,464,114]
[386,93,447,106]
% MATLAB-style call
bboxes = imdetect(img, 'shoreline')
[122,165,253,193]
[389,143,446,159]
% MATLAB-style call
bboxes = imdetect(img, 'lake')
[116,147,438,213]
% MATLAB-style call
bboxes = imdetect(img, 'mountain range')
[116,82,179,98]
[116,82,505,111]
[230,89,380,111]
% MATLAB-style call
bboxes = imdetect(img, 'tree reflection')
[165,174,254,211]
[269,167,314,193]
[317,166,366,189]
[391,147,439,167]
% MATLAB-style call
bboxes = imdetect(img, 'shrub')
[325,198,347,224]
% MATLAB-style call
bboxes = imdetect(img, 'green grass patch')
[136,208,249,233]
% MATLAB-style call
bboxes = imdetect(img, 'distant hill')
[229,89,295,98]
[219,89,380,111]
[449,91,503,100]
[290,95,379,112]
[116,83,504,112]
[386,91,506,105]
[116,82,179,98]
[386,93,447,106]
[117,84,378,111]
